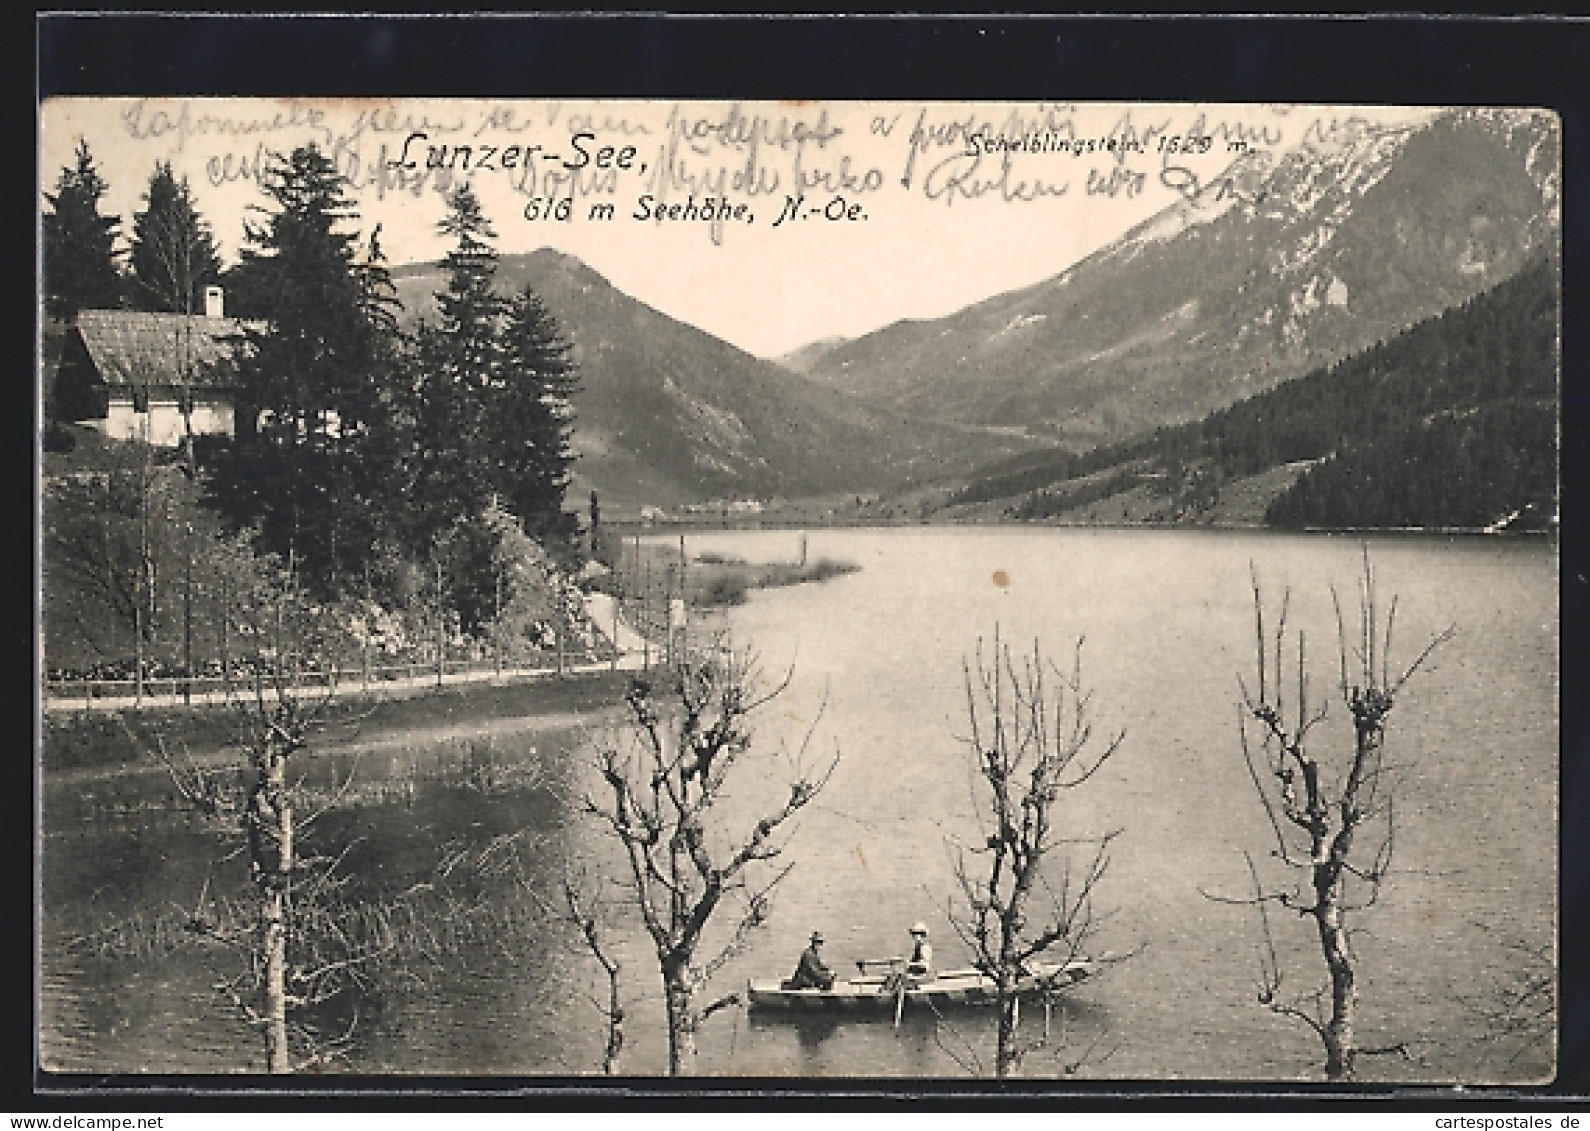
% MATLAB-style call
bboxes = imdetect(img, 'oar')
[855,957,909,1026]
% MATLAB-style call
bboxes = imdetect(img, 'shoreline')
[42,667,635,783]
[606,515,1557,537]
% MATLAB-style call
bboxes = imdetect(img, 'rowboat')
[746,957,1097,1013]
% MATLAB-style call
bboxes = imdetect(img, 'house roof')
[73,310,256,390]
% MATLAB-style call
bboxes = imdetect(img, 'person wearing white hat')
[904,922,934,981]
[787,929,836,990]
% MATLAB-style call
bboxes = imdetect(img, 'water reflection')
[742,1009,960,1076]
[40,530,1557,1081]
[760,1012,846,1065]
[791,1014,842,1055]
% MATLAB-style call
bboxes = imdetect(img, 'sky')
[39,99,1438,359]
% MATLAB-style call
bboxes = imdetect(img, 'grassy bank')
[592,536,861,632]
[42,668,633,775]
[688,554,861,607]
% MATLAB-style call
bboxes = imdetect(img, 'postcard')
[38,94,1560,1084]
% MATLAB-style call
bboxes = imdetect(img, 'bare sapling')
[1224,551,1453,1081]
[520,861,627,1074]
[1461,925,1555,1077]
[583,645,838,1075]
[950,630,1125,1078]
[149,561,382,1072]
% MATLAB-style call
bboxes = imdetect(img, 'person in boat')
[786,930,836,990]
[904,922,934,981]
[879,922,936,996]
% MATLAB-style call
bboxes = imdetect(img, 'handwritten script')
[111,99,1329,245]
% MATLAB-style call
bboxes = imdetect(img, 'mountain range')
[393,107,1559,513]
[390,252,1035,509]
[945,253,1558,530]
[803,108,1560,449]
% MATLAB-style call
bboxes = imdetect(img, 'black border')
[27,11,1590,1110]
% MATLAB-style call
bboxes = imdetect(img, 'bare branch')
[582,641,837,1075]
[951,628,1129,1077]
[697,993,742,1023]
[1390,623,1457,696]
[1232,557,1450,1082]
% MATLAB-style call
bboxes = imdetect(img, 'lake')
[39,527,1558,1081]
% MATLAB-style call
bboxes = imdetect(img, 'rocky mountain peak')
[802,107,1560,450]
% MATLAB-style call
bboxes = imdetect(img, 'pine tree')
[129,162,224,315]
[43,139,125,320]
[207,144,400,597]
[399,186,581,627]
[408,184,508,546]
[408,187,581,553]
[498,286,579,544]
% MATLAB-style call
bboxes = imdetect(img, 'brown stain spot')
[854,844,868,870]
[780,100,815,108]
[992,570,1011,590]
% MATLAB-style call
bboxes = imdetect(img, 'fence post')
[678,534,689,665]
[220,572,231,703]
[435,558,445,689]
[494,567,504,681]
[183,521,193,706]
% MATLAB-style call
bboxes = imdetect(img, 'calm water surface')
[41,528,1557,1080]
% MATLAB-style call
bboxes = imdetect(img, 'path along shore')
[43,592,654,716]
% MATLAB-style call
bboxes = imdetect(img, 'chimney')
[204,285,224,319]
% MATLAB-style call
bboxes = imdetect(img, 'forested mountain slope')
[392,250,1037,509]
[949,255,1558,531]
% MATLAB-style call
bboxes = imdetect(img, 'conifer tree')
[408,183,507,549]
[129,162,223,315]
[498,286,579,544]
[43,139,125,320]
[403,184,581,626]
[408,186,580,534]
[208,144,399,597]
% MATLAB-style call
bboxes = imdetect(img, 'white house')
[54,287,252,446]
